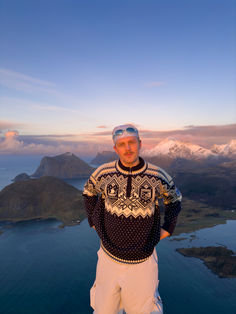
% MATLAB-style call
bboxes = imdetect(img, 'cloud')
[21,134,76,139]
[90,130,112,136]
[183,124,236,137]
[139,124,236,148]
[0,130,111,156]
[0,68,59,95]
[0,120,26,133]
[0,124,235,156]
[97,125,108,129]
[5,130,19,139]
[78,123,236,149]
[145,81,165,87]
[90,123,140,136]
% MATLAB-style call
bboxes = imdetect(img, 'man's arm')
[82,173,100,228]
[161,199,182,237]
[159,170,182,238]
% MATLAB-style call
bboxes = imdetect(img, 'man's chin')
[122,156,138,166]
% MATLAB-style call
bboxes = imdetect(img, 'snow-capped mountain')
[92,139,236,163]
[211,139,236,156]
[142,138,217,160]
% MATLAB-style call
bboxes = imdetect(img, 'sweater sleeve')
[82,171,101,228]
[158,170,182,235]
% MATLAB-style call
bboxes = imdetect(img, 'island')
[4,150,236,235]
[176,246,236,278]
[0,176,86,227]
[32,152,94,179]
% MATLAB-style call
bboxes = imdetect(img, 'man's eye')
[118,143,125,147]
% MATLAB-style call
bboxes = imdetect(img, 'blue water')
[0,219,235,314]
[0,155,236,314]
[0,155,44,191]
[0,219,99,314]
[0,155,91,191]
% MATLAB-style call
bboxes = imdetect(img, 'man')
[83,124,182,314]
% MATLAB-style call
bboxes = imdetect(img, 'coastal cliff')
[32,152,94,179]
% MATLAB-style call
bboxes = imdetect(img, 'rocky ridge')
[31,152,94,179]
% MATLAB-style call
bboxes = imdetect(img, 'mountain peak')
[212,139,236,156]
[32,152,94,179]
[142,138,216,159]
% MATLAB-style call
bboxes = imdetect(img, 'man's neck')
[120,157,140,168]
[117,157,145,173]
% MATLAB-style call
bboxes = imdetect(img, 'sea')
[0,155,236,314]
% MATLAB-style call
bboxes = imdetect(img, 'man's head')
[112,124,142,167]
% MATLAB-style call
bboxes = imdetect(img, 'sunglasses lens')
[113,127,138,139]
[126,127,137,133]
[114,129,124,136]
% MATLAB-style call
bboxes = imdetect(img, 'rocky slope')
[32,152,94,179]
[0,176,86,225]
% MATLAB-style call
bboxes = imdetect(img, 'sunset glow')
[0,0,235,156]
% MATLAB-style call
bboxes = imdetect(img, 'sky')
[0,0,235,156]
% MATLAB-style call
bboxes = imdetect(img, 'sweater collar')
[116,157,146,175]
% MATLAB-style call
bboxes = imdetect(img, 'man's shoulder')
[145,161,163,174]
[145,161,172,182]
[92,160,118,179]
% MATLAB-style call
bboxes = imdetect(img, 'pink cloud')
[97,125,108,129]
[0,130,111,156]
[0,123,235,156]
[5,130,19,139]
[138,124,236,148]
[0,120,26,133]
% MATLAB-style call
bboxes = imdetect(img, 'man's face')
[113,136,142,167]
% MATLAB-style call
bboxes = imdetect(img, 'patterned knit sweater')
[83,157,182,264]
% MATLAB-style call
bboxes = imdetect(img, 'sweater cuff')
[162,200,182,235]
[161,222,176,235]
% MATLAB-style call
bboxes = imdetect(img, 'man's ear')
[113,145,118,154]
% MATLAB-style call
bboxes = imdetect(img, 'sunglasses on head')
[113,127,138,138]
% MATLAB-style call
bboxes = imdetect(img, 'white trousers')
[90,246,163,314]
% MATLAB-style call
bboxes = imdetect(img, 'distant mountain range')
[92,139,236,165]
[142,138,236,160]
[2,144,236,229]
[211,140,236,156]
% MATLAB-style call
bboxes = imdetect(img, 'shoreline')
[0,215,82,235]
[1,213,236,236]
[176,246,236,278]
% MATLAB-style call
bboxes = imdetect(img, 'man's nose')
[125,143,131,150]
